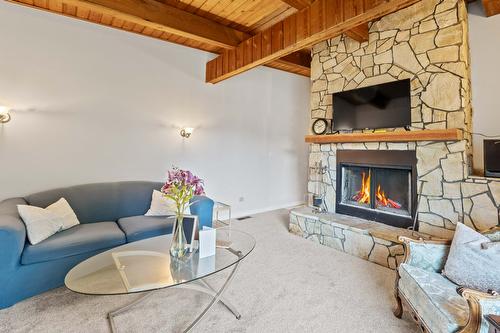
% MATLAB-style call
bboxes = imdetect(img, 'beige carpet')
[0,209,418,333]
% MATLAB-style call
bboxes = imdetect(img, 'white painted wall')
[0,2,310,216]
[468,2,500,174]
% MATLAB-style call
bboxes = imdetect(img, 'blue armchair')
[393,227,500,333]
[0,181,214,309]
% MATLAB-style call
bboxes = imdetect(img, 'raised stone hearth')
[302,0,500,240]
[289,207,431,269]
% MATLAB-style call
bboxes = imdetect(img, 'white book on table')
[199,226,216,258]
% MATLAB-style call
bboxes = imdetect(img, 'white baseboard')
[230,201,305,220]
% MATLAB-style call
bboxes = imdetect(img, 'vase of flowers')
[161,167,205,259]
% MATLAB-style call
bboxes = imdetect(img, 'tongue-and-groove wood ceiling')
[5,0,500,83]
[8,0,314,77]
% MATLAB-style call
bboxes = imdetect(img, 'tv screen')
[332,79,411,131]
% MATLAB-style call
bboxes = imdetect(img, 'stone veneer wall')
[308,0,499,238]
[290,208,408,269]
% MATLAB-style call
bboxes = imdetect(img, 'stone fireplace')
[336,150,417,229]
[289,0,499,269]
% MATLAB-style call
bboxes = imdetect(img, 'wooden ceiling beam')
[482,0,500,16]
[282,0,368,42]
[206,0,421,84]
[10,0,251,49]
[280,0,313,10]
[265,50,311,76]
[270,52,311,75]
[344,23,369,42]
[278,51,312,69]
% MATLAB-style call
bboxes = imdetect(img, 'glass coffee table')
[65,229,255,333]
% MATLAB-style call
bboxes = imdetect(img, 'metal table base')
[107,261,241,333]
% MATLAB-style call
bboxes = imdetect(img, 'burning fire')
[352,172,371,204]
[352,171,402,209]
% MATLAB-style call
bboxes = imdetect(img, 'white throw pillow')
[17,205,64,245]
[18,198,80,245]
[145,190,187,216]
[47,198,80,230]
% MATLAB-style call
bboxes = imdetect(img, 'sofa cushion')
[21,222,125,265]
[399,263,469,333]
[118,215,175,243]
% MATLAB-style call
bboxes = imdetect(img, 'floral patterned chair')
[393,226,500,333]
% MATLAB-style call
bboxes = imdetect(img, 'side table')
[213,201,232,248]
[214,201,231,228]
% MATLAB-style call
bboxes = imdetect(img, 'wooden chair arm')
[457,287,500,333]
[480,225,500,235]
[458,286,500,299]
[398,236,451,245]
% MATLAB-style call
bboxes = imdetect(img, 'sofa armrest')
[399,236,451,273]
[0,198,27,271]
[190,196,214,229]
[457,287,500,333]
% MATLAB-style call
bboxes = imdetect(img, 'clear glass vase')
[170,213,187,259]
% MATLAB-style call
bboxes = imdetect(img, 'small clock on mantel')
[312,118,328,135]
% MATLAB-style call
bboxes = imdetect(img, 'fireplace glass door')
[340,165,412,218]
[341,166,371,209]
[373,168,411,216]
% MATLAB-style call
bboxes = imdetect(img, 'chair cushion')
[399,263,469,333]
[117,215,174,243]
[21,222,125,265]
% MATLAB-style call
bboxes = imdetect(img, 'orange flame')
[352,171,371,204]
[376,184,388,206]
[352,171,402,209]
[376,184,402,209]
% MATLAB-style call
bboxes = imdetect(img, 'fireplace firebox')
[336,150,417,229]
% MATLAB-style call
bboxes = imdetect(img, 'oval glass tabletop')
[65,229,256,295]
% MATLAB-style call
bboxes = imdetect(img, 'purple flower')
[161,167,205,210]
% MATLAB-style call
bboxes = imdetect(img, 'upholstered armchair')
[393,227,500,333]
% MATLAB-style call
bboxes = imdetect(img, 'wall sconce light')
[0,106,11,124]
[180,127,194,138]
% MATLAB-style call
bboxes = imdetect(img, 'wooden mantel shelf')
[305,129,463,144]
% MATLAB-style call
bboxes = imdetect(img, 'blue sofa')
[0,181,214,309]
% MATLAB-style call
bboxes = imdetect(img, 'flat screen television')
[332,79,411,131]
